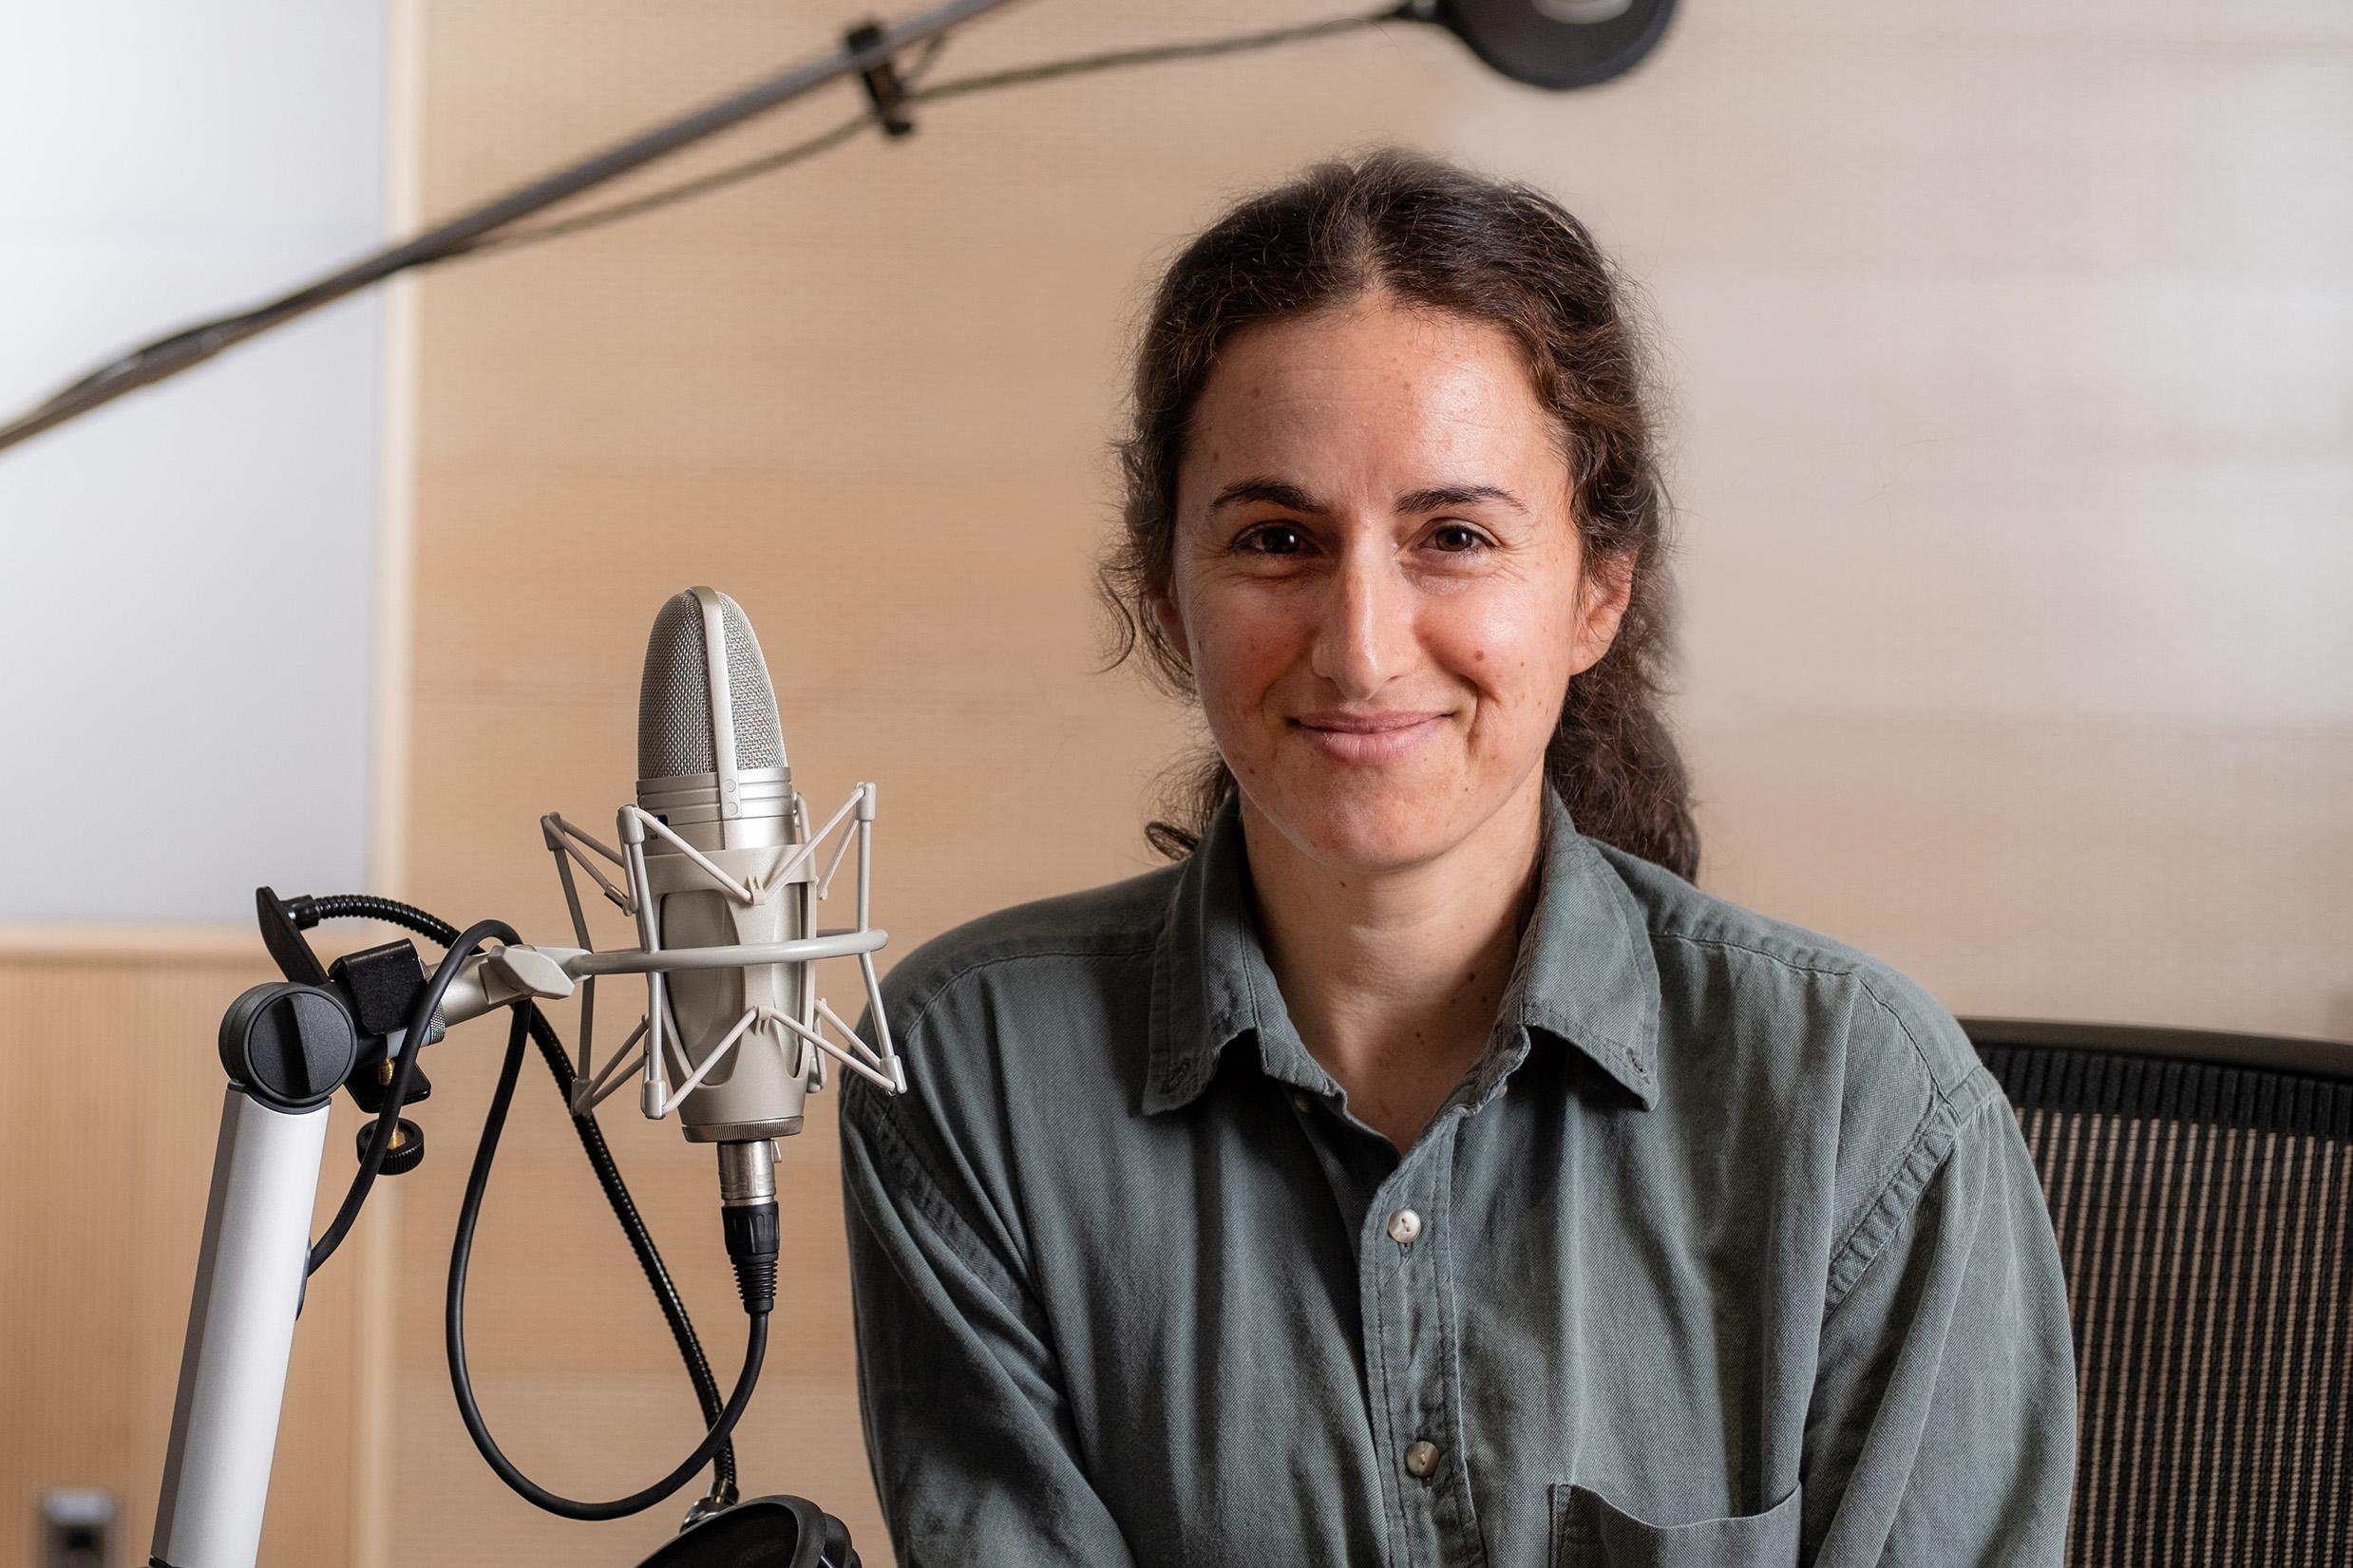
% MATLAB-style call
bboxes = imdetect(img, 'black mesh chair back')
[1965,1018,2353,1568]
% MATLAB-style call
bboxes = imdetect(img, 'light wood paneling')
[1690,717,2353,1040]
[0,949,369,1568]
[397,3,2351,1562]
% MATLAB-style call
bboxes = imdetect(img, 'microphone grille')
[637,589,785,779]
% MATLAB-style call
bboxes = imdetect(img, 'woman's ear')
[1149,585,1190,666]
[1568,556,1635,676]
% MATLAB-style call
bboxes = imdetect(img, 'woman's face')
[1157,293,1629,876]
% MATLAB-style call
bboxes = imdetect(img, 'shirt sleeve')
[837,1058,1142,1568]
[1800,1071,2078,1566]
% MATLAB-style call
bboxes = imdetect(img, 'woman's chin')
[1244,775,1471,876]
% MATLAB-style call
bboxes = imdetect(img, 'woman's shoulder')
[1582,839,2016,1310]
[875,861,1181,1042]
[1583,837,1990,1111]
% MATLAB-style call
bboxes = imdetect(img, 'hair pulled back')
[1102,147,1698,881]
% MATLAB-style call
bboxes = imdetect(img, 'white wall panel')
[0,2,385,921]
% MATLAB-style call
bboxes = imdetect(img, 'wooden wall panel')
[0,946,367,1568]
[398,3,2351,1562]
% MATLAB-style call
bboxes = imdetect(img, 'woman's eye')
[1237,523,1306,556]
[1430,523,1489,554]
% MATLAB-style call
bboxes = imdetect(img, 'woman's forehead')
[1181,301,1562,506]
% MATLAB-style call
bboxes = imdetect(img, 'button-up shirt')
[839,789,2076,1567]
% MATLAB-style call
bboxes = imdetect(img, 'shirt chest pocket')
[1548,1481,1803,1568]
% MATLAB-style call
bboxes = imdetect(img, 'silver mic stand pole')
[152,987,358,1568]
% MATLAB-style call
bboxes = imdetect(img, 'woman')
[840,149,2076,1567]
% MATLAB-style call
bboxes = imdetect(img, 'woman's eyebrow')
[1395,482,1528,516]
[1208,477,1325,515]
[1206,479,1529,516]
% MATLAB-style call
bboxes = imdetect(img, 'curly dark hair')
[1099,146,1699,881]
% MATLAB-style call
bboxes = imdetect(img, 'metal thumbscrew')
[355,1118,427,1177]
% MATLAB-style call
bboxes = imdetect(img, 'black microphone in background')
[1408,0,1677,90]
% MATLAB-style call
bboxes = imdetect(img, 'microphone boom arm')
[0,0,1025,457]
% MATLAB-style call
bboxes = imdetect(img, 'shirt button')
[1404,1439,1441,1479]
[1386,1207,1424,1246]
[1290,1090,1314,1114]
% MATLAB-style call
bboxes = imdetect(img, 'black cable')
[448,1003,769,1520]
[452,114,873,260]
[465,5,1407,258]
[450,28,954,261]
[309,916,518,1276]
[910,3,1411,104]
[302,892,738,1507]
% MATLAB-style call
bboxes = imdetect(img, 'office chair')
[1964,1017,2353,1568]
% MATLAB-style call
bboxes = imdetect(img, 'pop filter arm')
[0,0,1679,457]
[0,0,1020,455]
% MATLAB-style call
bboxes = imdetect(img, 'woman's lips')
[1288,710,1448,765]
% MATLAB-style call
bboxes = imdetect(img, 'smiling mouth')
[1292,710,1445,732]
[1288,710,1449,764]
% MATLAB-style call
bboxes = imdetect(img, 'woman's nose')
[1308,548,1413,701]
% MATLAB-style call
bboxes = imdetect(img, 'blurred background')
[2,0,2346,1563]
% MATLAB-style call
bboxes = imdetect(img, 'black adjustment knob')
[358,1118,427,1176]
[219,982,358,1111]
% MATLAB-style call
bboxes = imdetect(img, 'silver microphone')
[632,588,822,1246]
[433,586,902,1256]
[636,587,814,1150]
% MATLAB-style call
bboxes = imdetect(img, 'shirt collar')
[1143,786,1660,1115]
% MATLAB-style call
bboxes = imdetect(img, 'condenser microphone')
[632,587,821,1253]
[636,588,814,1147]
[427,585,902,1294]
[429,585,901,1143]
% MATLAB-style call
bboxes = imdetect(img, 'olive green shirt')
[840,789,2076,1567]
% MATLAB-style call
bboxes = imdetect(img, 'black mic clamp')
[845,20,918,138]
